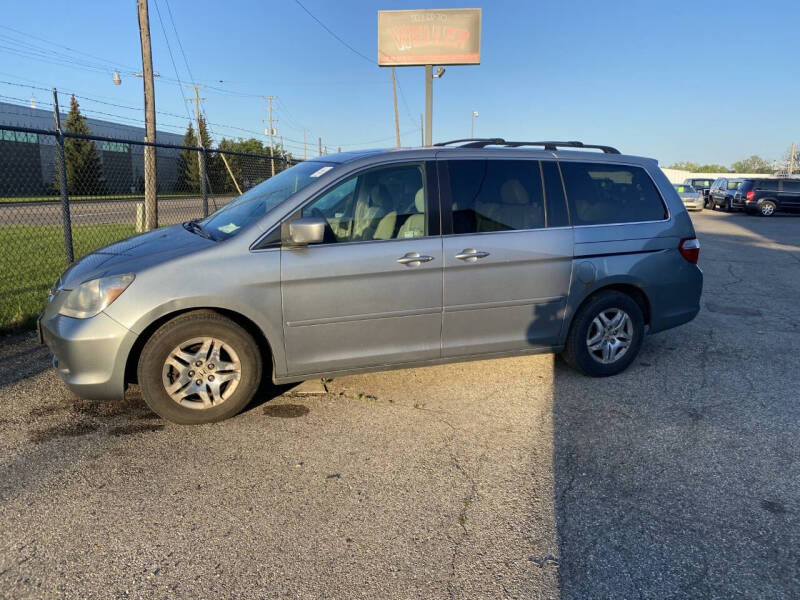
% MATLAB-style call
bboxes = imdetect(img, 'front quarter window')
[201,161,335,240]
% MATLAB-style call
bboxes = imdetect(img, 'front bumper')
[40,307,136,401]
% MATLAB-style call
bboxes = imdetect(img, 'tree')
[666,161,731,173]
[217,137,291,193]
[730,155,772,174]
[174,116,223,193]
[61,95,104,195]
[175,122,198,192]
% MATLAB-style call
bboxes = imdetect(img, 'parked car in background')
[683,177,714,207]
[40,139,703,424]
[709,177,744,211]
[734,178,800,216]
[673,183,704,211]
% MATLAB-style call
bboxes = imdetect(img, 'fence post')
[52,88,74,264]
[200,147,209,217]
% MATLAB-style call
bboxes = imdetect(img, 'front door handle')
[455,248,490,262]
[397,252,435,266]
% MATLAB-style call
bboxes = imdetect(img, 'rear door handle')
[397,252,434,266]
[455,248,490,262]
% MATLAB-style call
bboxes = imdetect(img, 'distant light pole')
[471,110,479,137]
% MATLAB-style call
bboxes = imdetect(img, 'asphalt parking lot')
[1,209,798,599]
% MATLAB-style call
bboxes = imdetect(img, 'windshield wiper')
[183,219,215,240]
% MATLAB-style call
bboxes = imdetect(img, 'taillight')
[679,237,700,264]
[746,190,755,201]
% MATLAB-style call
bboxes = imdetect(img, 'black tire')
[759,200,776,217]
[137,310,263,424]
[723,198,731,212]
[560,291,645,377]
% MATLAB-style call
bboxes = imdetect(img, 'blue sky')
[1,0,798,165]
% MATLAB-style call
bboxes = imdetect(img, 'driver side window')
[302,163,426,244]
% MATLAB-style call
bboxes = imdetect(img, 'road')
[0,196,234,227]
[1,210,798,599]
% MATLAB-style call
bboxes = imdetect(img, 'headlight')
[58,274,135,319]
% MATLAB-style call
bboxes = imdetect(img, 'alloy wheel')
[586,309,634,364]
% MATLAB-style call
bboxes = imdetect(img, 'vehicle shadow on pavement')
[551,220,800,598]
[0,332,52,387]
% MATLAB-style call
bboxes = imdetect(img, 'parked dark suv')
[683,178,714,207]
[735,178,800,216]
[709,177,743,211]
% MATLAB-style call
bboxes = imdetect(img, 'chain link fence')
[0,124,297,332]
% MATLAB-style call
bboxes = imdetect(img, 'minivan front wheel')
[561,291,644,377]
[137,311,262,424]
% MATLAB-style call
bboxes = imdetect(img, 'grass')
[0,193,200,205]
[0,224,136,333]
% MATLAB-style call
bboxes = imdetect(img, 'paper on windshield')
[310,166,333,178]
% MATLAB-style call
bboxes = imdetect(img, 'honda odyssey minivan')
[40,139,703,424]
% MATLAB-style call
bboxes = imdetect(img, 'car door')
[281,161,443,375]
[439,158,573,357]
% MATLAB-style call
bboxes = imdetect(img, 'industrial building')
[0,100,186,197]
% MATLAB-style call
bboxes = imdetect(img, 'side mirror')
[286,216,326,246]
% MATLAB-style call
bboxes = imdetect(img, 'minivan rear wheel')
[561,291,644,377]
[759,201,776,216]
[137,311,262,424]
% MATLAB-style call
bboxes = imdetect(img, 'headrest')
[501,179,528,205]
[369,184,392,209]
[413,188,424,212]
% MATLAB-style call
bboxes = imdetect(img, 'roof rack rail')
[503,140,620,154]
[433,138,507,148]
[434,138,620,153]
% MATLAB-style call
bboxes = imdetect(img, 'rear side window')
[755,180,778,192]
[783,180,800,193]
[726,180,742,190]
[560,162,667,226]
[447,160,545,233]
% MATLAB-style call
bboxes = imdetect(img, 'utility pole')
[789,142,796,175]
[419,114,423,146]
[391,67,401,147]
[424,65,433,146]
[318,136,322,156]
[186,84,209,215]
[303,129,307,160]
[265,95,275,177]
[137,0,157,230]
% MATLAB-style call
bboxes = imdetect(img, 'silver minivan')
[40,139,703,424]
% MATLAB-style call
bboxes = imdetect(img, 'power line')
[164,0,195,85]
[152,0,194,123]
[291,0,420,135]
[293,0,374,65]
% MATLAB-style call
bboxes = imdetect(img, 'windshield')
[673,184,696,193]
[201,161,335,240]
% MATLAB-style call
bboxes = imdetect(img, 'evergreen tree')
[61,95,104,195]
[175,116,222,193]
[176,121,198,192]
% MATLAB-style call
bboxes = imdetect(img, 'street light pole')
[471,110,479,138]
